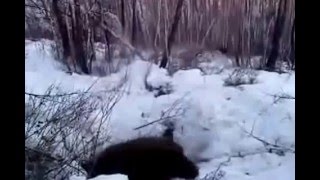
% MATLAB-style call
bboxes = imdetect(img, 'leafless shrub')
[198,62,224,75]
[25,84,124,179]
[274,60,293,73]
[26,0,295,70]
[224,68,258,87]
[199,168,226,180]
[91,43,135,76]
[267,92,295,104]
[153,83,174,97]
[238,116,295,156]
[134,92,189,131]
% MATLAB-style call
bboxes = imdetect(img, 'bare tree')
[131,0,137,46]
[290,18,295,69]
[26,0,295,71]
[120,0,125,29]
[266,0,288,70]
[51,0,73,71]
[159,0,185,68]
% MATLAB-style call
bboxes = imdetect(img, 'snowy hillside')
[25,40,295,180]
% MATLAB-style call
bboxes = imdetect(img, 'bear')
[161,121,175,141]
[80,137,198,180]
[161,120,212,163]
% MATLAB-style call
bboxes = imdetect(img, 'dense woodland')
[25,0,295,74]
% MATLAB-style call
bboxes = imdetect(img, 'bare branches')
[199,158,230,180]
[201,18,216,47]
[240,125,295,155]
[266,0,289,70]
[159,0,185,69]
[25,84,124,179]
[26,0,295,70]
[264,91,295,104]
[25,91,81,98]
[270,93,295,104]
[224,68,258,87]
[134,92,190,130]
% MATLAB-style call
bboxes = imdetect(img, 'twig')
[25,82,123,179]
[25,146,63,162]
[241,127,295,153]
[200,157,230,180]
[271,93,295,104]
[264,91,295,104]
[134,115,178,130]
[25,79,100,98]
[133,92,190,130]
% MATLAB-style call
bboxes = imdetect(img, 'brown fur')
[81,137,198,180]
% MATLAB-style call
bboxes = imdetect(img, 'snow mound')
[70,174,128,180]
[146,66,173,97]
[25,40,295,180]
[198,153,294,180]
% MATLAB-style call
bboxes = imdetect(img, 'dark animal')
[162,121,176,141]
[81,137,198,180]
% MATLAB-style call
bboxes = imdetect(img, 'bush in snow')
[224,68,258,87]
[196,51,233,75]
[275,60,293,73]
[200,170,226,180]
[198,62,224,75]
[155,84,173,97]
[25,85,123,180]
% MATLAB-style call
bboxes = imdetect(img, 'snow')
[25,40,295,180]
[146,65,171,88]
[198,153,294,180]
[70,174,128,180]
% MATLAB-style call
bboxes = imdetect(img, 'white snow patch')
[146,66,171,88]
[26,40,295,180]
[70,174,128,180]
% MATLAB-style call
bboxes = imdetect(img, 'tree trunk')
[104,30,112,63]
[120,0,125,31]
[51,0,70,61]
[266,0,287,70]
[131,0,137,46]
[235,25,242,67]
[73,0,89,74]
[159,0,185,69]
[52,0,90,74]
[290,18,295,69]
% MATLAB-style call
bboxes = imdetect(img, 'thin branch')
[265,92,295,104]
[133,92,190,130]
[134,115,179,130]
[241,127,295,153]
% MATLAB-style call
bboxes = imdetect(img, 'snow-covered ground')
[25,40,295,180]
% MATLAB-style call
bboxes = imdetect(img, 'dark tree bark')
[159,0,185,69]
[104,30,112,63]
[120,0,125,29]
[52,0,90,74]
[131,0,137,46]
[235,29,242,67]
[290,18,295,68]
[73,0,89,74]
[51,0,70,61]
[266,0,288,70]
